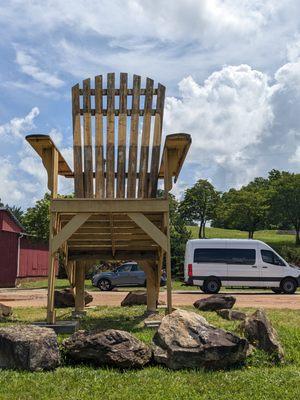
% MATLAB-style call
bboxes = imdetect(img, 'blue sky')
[1,0,300,208]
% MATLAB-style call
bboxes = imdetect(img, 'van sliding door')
[226,248,259,286]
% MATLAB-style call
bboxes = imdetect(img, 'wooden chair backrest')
[72,73,165,199]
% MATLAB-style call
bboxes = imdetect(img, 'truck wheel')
[203,278,221,294]
[97,278,112,291]
[280,278,297,294]
[271,288,282,294]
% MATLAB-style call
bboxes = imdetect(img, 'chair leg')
[75,261,85,313]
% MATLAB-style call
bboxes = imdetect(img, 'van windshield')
[193,248,255,265]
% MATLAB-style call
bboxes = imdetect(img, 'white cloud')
[0,108,39,140]
[15,49,64,88]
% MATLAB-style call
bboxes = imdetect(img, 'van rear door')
[226,246,259,286]
[192,244,227,286]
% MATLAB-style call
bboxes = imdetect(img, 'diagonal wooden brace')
[127,212,168,252]
[51,213,92,254]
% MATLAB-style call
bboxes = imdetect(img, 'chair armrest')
[158,133,191,185]
[26,134,73,177]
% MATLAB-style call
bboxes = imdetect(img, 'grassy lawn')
[0,306,300,399]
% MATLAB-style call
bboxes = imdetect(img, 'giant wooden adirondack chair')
[26,73,191,324]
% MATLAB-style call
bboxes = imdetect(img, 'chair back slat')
[138,78,154,198]
[83,78,93,197]
[95,75,104,198]
[148,83,166,197]
[127,74,140,198]
[106,73,115,198]
[116,73,127,198]
[72,84,84,197]
[71,73,165,199]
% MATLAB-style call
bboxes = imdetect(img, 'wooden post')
[165,216,172,314]
[75,261,86,313]
[141,260,158,313]
[47,212,57,324]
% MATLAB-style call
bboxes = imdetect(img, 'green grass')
[0,306,300,399]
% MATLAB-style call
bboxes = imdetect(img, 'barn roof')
[0,208,25,232]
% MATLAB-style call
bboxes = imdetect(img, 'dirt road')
[0,288,300,309]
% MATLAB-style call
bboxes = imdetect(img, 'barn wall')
[0,231,18,287]
[18,238,49,278]
[0,211,22,233]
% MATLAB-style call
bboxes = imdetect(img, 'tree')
[179,180,220,238]
[269,172,300,245]
[157,190,191,275]
[8,206,24,222]
[214,187,268,238]
[21,193,51,242]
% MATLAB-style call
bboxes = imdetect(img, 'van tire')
[203,278,221,294]
[280,278,297,294]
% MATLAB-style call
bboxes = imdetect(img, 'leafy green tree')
[22,193,51,241]
[8,206,24,222]
[157,190,191,275]
[179,180,220,238]
[269,172,300,245]
[214,187,269,238]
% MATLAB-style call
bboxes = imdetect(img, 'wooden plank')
[60,213,162,222]
[95,75,105,198]
[138,78,154,198]
[148,83,165,197]
[79,88,158,96]
[79,109,156,116]
[83,78,93,197]
[69,250,157,261]
[106,73,115,198]
[117,73,127,197]
[127,212,168,252]
[127,74,141,198]
[72,84,84,197]
[51,198,169,213]
[52,213,92,254]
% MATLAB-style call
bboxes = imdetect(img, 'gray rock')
[63,329,152,368]
[121,291,165,307]
[240,309,284,360]
[0,303,12,318]
[194,294,236,311]
[0,325,60,371]
[153,309,248,369]
[216,309,246,321]
[54,288,93,308]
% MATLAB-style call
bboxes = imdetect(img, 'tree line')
[179,169,300,245]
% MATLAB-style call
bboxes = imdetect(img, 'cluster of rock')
[121,291,165,307]
[0,302,284,371]
[54,289,93,308]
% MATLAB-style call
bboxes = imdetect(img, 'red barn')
[0,208,51,287]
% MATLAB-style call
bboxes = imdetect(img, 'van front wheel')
[203,278,221,294]
[280,278,297,294]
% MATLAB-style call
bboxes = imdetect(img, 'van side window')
[193,248,228,263]
[226,249,256,265]
[193,248,255,265]
[261,250,285,266]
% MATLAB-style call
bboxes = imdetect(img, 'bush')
[277,245,300,266]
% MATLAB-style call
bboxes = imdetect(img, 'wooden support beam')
[140,260,158,313]
[164,212,172,314]
[69,250,157,261]
[47,213,57,324]
[127,212,168,252]
[51,199,169,213]
[52,213,92,253]
[75,261,86,313]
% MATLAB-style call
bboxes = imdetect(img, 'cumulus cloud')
[165,65,274,188]
[0,108,39,140]
[15,49,64,88]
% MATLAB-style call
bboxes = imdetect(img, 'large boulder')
[121,291,165,307]
[54,288,93,308]
[0,325,60,371]
[63,329,152,368]
[194,294,236,311]
[153,309,248,369]
[240,309,284,360]
[216,309,246,321]
[0,303,12,318]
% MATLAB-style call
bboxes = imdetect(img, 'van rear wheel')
[203,278,221,294]
[280,278,297,294]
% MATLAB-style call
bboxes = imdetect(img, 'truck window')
[193,248,227,263]
[193,248,255,265]
[226,249,256,265]
[261,250,285,266]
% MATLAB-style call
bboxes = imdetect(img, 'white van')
[184,239,300,294]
